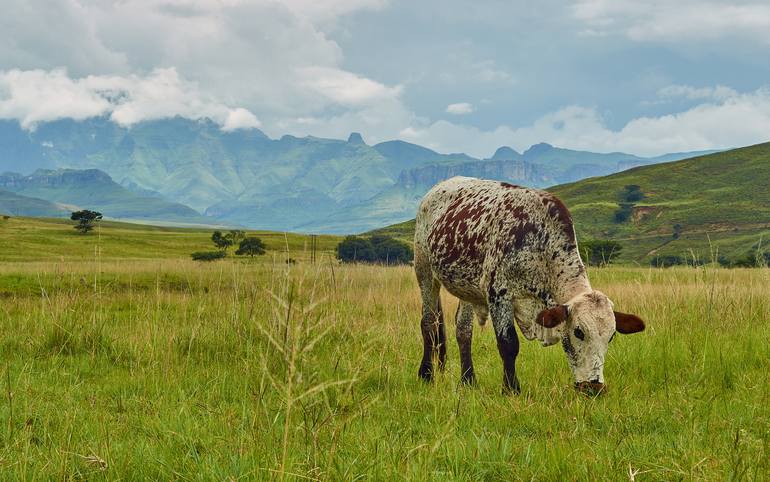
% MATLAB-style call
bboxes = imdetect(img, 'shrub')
[191,251,226,262]
[621,184,645,203]
[235,237,266,257]
[614,203,634,223]
[730,251,770,268]
[579,240,623,266]
[71,209,103,234]
[369,235,414,265]
[211,231,233,251]
[650,255,684,268]
[336,236,376,263]
[336,235,413,265]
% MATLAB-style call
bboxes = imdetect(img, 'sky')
[1,0,770,157]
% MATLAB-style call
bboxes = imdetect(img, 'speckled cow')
[414,176,645,395]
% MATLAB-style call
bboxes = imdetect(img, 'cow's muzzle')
[575,380,606,396]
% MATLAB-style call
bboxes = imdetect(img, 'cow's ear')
[536,305,569,328]
[614,311,645,334]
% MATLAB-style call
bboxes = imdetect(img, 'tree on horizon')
[71,210,103,234]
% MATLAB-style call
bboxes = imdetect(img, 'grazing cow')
[414,176,645,394]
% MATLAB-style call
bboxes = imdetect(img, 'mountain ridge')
[0,117,724,233]
[0,167,219,225]
[367,142,770,262]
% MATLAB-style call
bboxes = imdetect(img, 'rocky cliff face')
[396,159,554,189]
[0,169,112,189]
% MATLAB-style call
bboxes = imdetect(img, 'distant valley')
[0,117,718,233]
[0,168,218,226]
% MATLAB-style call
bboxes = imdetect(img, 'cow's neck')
[551,255,591,305]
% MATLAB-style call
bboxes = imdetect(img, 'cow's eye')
[574,327,585,340]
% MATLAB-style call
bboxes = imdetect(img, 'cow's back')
[415,176,578,305]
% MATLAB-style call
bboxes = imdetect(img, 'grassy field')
[0,216,341,263]
[0,218,768,480]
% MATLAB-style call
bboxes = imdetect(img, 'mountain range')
[0,117,718,233]
[369,142,770,263]
[0,168,216,226]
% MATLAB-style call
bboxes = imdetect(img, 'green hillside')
[368,143,770,264]
[0,190,70,217]
[550,142,770,262]
[0,168,216,225]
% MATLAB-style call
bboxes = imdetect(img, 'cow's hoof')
[502,376,521,395]
[418,363,433,382]
[460,372,476,386]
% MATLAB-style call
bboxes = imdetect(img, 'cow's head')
[535,290,644,395]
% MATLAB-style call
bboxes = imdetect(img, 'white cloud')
[297,66,402,106]
[0,0,398,126]
[446,102,474,115]
[573,0,770,44]
[0,69,111,128]
[222,108,262,131]
[404,87,770,157]
[0,67,259,130]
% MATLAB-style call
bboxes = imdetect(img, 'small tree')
[672,223,683,239]
[614,203,634,223]
[370,235,414,265]
[621,185,645,203]
[336,236,375,263]
[579,240,623,266]
[211,230,233,252]
[71,210,103,234]
[236,237,267,257]
[336,235,413,265]
[227,230,246,246]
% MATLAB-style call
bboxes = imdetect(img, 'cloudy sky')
[1,0,769,157]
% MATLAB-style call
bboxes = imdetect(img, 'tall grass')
[0,257,768,479]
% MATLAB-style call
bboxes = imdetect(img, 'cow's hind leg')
[455,302,475,385]
[490,298,521,394]
[417,275,446,382]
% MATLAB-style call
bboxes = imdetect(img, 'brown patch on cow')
[541,193,575,240]
[500,181,521,189]
[428,196,488,269]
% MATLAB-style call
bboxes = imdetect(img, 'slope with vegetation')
[550,142,770,263]
[0,168,215,225]
[0,189,70,217]
[370,143,770,265]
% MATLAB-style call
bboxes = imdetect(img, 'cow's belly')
[431,261,487,305]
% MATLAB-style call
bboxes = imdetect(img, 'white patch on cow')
[561,290,616,384]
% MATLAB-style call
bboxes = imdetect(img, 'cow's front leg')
[490,299,521,395]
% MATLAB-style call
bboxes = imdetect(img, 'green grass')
[0,219,768,479]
